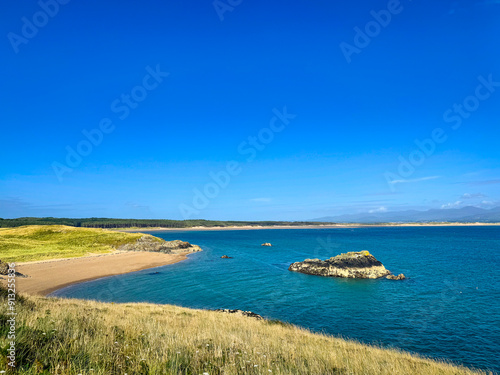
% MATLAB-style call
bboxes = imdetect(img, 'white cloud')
[441,201,463,209]
[251,198,272,202]
[389,176,441,185]
[0,197,75,218]
[461,193,486,199]
[125,201,151,212]
[368,206,388,214]
[468,179,500,186]
[481,200,495,206]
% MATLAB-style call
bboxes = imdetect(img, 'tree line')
[0,217,331,228]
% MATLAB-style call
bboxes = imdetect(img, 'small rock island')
[288,251,405,280]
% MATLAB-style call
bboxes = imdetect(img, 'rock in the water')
[221,255,232,259]
[261,243,272,247]
[288,251,391,279]
[386,273,406,280]
[213,309,263,320]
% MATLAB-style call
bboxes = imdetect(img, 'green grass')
[0,225,162,262]
[0,288,492,375]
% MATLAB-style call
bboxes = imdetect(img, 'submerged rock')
[288,251,391,279]
[386,273,406,280]
[213,309,263,320]
[261,243,272,247]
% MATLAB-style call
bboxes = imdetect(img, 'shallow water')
[52,226,500,372]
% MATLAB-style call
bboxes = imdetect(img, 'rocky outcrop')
[386,273,406,280]
[221,255,232,259]
[0,260,9,275]
[289,251,392,279]
[118,236,202,254]
[0,260,26,277]
[261,243,272,247]
[213,309,263,320]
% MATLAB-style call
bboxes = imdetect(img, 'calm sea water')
[52,227,500,373]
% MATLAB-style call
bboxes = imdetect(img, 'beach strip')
[11,251,190,297]
[117,222,500,232]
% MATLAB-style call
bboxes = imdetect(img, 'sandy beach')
[6,251,190,297]
[118,222,500,232]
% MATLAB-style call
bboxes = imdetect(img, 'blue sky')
[1,0,499,220]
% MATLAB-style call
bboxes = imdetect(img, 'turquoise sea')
[52,226,500,373]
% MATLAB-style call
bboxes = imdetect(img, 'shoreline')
[116,222,500,232]
[5,251,194,297]
[5,223,498,296]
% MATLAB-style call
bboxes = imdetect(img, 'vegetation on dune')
[0,225,162,262]
[0,287,490,375]
[0,217,334,229]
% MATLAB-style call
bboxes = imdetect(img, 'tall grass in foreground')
[0,288,492,375]
[0,225,162,262]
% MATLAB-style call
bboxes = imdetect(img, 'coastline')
[6,251,193,297]
[117,222,500,232]
[6,223,497,295]
[1,226,496,373]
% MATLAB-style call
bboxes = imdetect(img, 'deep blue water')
[52,227,500,373]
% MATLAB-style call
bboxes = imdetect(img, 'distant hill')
[310,206,500,223]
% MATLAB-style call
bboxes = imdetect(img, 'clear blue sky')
[1,0,499,220]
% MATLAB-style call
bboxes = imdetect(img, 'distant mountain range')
[310,206,500,223]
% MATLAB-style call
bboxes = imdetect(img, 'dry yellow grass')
[0,290,491,375]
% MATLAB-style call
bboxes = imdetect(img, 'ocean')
[52,226,500,373]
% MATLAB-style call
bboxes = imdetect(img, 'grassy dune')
[0,288,490,375]
[0,225,162,262]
